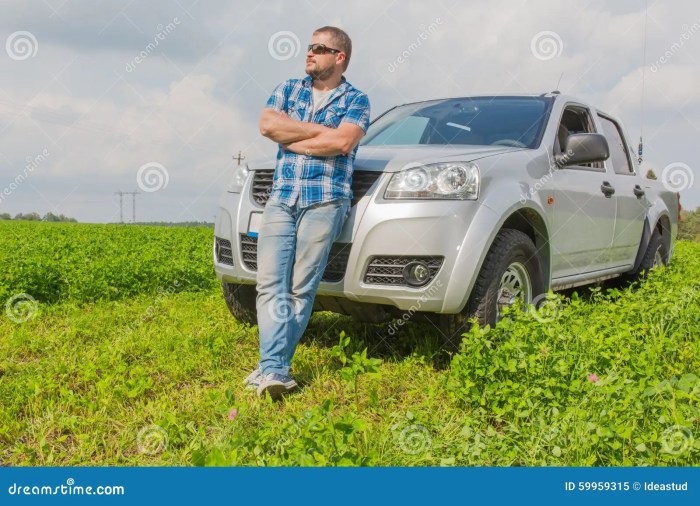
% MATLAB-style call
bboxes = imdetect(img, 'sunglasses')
[307,43,342,55]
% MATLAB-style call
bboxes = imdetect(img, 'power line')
[115,190,139,223]
[232,150,246,165]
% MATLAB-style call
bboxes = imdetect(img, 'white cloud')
[0,0,699,222]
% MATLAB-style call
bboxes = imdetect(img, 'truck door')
[545,105,617,279]
[596,114,647,267]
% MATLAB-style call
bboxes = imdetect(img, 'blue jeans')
[256,198,350,376]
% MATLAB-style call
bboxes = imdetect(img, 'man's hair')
[314,26,352,71]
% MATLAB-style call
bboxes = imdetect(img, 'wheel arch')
[632,212,672,271]
[500,207,552,291]
[449,204,552,314]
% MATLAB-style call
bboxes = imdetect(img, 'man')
[245,26,370,400]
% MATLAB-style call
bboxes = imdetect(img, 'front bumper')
[213,172,499,314]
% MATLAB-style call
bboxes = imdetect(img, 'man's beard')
[305,63,334,81]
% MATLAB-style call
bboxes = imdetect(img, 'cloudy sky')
[0,0,698,223]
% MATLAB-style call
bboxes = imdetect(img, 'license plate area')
[247,212,262,237]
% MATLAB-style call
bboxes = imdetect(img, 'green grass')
[0,221,698,466]
[0,220,216,304]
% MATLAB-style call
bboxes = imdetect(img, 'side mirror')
[556,133,609,167]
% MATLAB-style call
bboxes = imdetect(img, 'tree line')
[0,212,77,222]
[679,206,700,242]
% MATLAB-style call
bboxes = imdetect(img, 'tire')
[222,282,258,324]
[627,229,666,280]
[440,229,544,347]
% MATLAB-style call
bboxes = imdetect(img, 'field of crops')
[0,220,698,466]
[0,221,216,304]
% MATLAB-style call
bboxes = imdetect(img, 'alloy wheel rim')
[496,262,532,321]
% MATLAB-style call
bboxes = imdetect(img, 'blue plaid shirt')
[265,75,370,208]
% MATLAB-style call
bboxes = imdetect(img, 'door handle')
[600,181,615,198]
[633,185,645,198]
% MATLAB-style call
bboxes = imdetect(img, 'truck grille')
[240,234,258,270]
[364,256,443,286]
[251,170,382,207]
[251,170,274,206]
[215,237,234,266]
[240,234,351,282]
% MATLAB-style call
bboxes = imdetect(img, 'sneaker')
[243,366,263,390]
[257,373,298,400]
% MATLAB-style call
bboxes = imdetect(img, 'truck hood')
[246,145,526,172]
[354,145,527,173]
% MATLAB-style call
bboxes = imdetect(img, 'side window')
[598,115,634,175]
[368,115,429,146]
[555,106,604,170]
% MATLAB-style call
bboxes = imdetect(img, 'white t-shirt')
[311,87,335,116]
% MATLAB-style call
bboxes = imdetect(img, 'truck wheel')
[440,229,544,347]
[627,229,666,280]
[222,282,258,324]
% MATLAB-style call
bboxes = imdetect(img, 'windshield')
[361,96,552,149]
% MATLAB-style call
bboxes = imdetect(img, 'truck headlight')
[227,164,250,193]
[385,162,479,200]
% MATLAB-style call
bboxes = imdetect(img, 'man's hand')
[284,123,365,157]
[259,108,327,144]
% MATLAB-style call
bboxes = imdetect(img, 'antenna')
[639,0,648,164]
[555,73,564,92]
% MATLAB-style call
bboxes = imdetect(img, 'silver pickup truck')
[214,92,680,342]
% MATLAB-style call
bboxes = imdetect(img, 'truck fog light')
[403,261,431,286]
